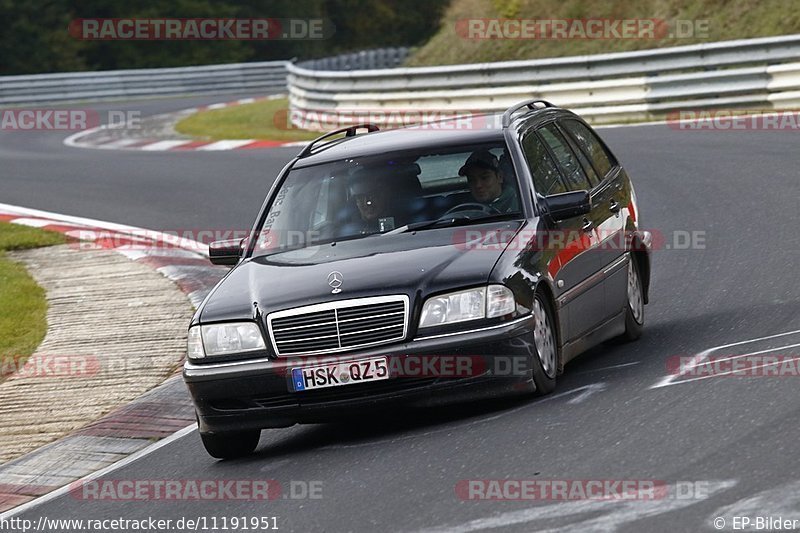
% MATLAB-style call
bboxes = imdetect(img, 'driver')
[458,150,520,213]
[348,169,398,234]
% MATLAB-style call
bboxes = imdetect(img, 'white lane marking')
[196,139,256,151]
[411,480,737,533]
[0,202,207,256]
[695,329,800,354]
[98,138,144,149]
[139,140,192,151]
[537,382,609,405]
[650,329,800,389]
[711,480,800,523]
[206,102,229,110]
[62,124,105,148]
[237,98,256,105]
[566,382,607,404]
[9,217,80,228]
[659,351,800,387]
[324,382,608,451]
[0,425,196,521]
[703,342,800,364]
[574,361,640,375]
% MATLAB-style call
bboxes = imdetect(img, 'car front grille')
[267,296,409,356]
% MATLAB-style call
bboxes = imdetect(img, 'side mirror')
[543,190,591,221]
[209,239,244,266]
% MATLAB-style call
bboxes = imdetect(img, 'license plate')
[291,357,389,392]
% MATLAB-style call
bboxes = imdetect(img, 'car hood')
[199,220,523,322]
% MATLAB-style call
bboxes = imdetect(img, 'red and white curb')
[0,203,226,309]
[0,203,232,514]
[63,95,308,152]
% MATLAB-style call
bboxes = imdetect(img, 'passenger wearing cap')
[459,150,520,213]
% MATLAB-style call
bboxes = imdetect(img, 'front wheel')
[529,293,558,396]
[621,255,645,342]
[200,430,260,460]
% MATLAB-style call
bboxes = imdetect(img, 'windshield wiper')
[384,213,519,235]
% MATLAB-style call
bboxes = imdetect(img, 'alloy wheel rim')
[627,259,644,324]
[533,298,557,378]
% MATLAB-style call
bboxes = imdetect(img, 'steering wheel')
[442,202,499,218]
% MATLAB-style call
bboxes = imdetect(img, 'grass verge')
[0,221,65,382]
[406,0,800,66]
[174,97,322,142]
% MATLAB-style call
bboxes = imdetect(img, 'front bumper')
[184,314,536,433]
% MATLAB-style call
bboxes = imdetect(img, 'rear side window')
[562,120,614,177]
[538,124,593,192]
[521,132,566,196]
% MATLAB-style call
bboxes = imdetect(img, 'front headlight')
[419,285,516,328]
[187,322,266,359]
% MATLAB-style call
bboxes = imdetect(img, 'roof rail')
[297,123,380,158]
[501,99,556,127]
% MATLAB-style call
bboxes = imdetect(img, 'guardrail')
[287,34,800,126]
[0,61,289,106]
[297,47,410,71]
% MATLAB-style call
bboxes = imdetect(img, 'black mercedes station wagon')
[184,100,652,459]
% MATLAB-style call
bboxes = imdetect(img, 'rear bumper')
[184,314,536,433]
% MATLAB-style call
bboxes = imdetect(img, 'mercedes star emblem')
[327,271,343,294]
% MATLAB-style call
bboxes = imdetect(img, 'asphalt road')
[4,96,800,532]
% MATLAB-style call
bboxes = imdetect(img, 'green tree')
[0,0,449,75]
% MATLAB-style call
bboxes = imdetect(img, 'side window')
[558,123,600,186]
[521,131,566,196]
[562,119,614,177]
[538,124,593,192]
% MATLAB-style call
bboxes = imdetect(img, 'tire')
[621,254,645,342]
[530,292,559,396]
[200,430,260,460]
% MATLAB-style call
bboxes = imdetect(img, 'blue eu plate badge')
[292,368,306,391]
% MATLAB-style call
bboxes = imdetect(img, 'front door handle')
[609,199,621,213]
[582,218,594,232]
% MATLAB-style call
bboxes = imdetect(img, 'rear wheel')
[200,430,260,460]
[621,255,644,342]
[530,292,558,396]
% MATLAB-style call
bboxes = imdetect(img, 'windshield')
[252,142,523,257]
